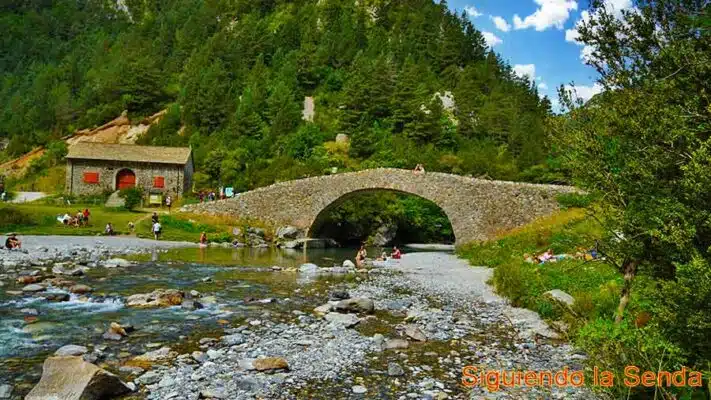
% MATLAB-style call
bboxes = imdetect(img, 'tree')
[553,0,711,335]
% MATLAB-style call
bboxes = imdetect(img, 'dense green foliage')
[118,187,144,210]
[0,0,557,189]
[548,0,711,397]
[0,0,563,243]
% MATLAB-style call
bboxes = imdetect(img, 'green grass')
[0,203,144,236]
[0,203,243,242]
[458,208,622,321]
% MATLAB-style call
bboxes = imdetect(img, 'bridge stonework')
[182,168,578,245]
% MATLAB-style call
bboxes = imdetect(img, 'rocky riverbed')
[0,239,596,399]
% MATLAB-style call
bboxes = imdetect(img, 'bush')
[556,192,594,209]
[119,187,144,210]
[0,206,35,227]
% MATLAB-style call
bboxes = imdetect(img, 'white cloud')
[464,5,483,18]
[491,16,511,32]
[513,64,537,81]
[538,82,549,90]
[513,0,578,31]
[482,31,503,47]
[565,82,604,102]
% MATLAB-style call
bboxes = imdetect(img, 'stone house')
[65,143,194,197]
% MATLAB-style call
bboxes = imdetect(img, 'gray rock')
[342,259,355,268]
[313,303,332,315]
[158,376,175,388]
[334,298,374,314]
[22,284,45,293]
[192,351,208,363]
[352,385,367,394]
[324,312,360,328]
[181,300,203,310]
[55,345,89,356]
[21,308,39,315]
[103,258,131,268]
[328,290,350,301]
[388,362,405,376]
[136,371,161,385]
[200,388,227,399]
[371,223,397,246]
[25,356,130,400]
[102,331,123,341]
[222,333,245,346]
[544,289,575,306]
[0,384,12,399]
[126,382,136,392]
[206,349,221,360]
[299,263,319,274]
[385,339,409,349]
[276,226,300,240]
[43,292,70,302]
[404,324,427,342]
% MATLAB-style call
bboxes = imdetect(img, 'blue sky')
[446,0,633,105]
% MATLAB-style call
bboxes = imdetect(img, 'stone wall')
[181,168,579,245]
[66,159,190,196]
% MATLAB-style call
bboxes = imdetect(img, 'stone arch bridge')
[182,168,578,245]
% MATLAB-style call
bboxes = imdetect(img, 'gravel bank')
[138,252,596,400]
[0,235,195,265]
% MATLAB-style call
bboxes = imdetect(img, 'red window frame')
[153,176,165,188]
[83,172,99,184]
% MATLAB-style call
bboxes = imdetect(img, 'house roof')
[66,143,192,165]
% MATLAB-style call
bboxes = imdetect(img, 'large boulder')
[103,258,132,268]
[276,226,301,240]
[544,289,575,307]
[54,345,88,357]
[26,356,131,400]
[334,298,375,314]
[252,357,289,372]
[298,263,319,274]
[126,289,184,308]
[324,312,360,328]
[371,223,397,246]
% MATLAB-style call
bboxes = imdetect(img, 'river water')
[0,246,366,395]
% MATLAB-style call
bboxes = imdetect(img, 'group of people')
[4,233,21,250]
[198,191,223,203]
[57,209,91,227]
[524,246,600,265]
[355,245,402,268]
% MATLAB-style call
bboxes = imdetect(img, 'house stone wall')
[66,159,189,196]
[181,168,580,245]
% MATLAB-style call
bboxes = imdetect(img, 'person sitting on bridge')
[413,164,425,175]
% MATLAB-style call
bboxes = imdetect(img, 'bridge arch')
[306,188,457,243]
[182,168,578,245]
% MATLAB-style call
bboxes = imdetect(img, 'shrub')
[556,192,594,209]
[0,206,35,227]
[119,187,144,210]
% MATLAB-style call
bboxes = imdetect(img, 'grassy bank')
[0,203,244,243]
[458,210,707,399]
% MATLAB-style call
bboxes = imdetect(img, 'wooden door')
[116,169,136,190]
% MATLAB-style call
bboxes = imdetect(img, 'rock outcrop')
[26,356,131,400]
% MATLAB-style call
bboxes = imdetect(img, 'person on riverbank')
[5,233,21,249]
[391,246,402,259]
[152,212,159,224]
[153,221,162,240]
[83,208,91,225]
[165,196,172,213]
[105,223,114,236]
[199,232,208,246]
[355,246,367,268]
[128,221,135,234]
